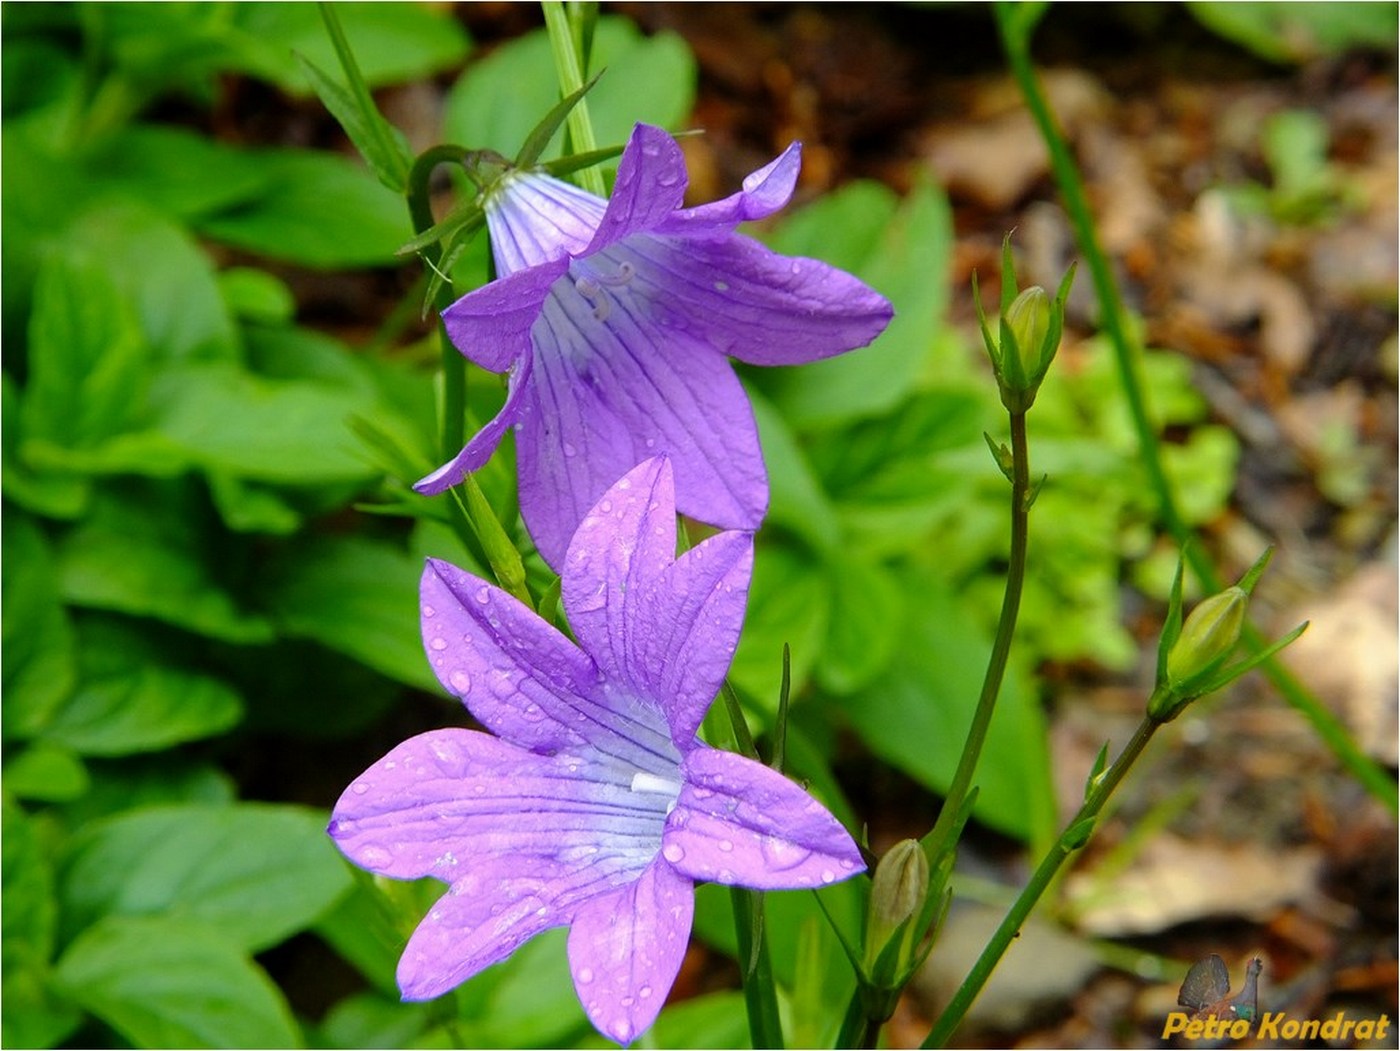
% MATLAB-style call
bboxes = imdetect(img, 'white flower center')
[629,770,682,815]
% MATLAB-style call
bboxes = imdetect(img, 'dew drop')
[429,637,447,651]
[719,839,733,852]
[351,781,369,795]
[691,787,714,800]
[639,985,653,999]
[360,843,392,866]
[578,967,595,984]
[475,586,490,604]
[821,869,836,884]
[790,260,802,275]
[621,996,635,1008]
[599,499,613,512]
[713,280,730,292]
[421,604,436,618]
[644,437,657,449]
[760,835,812,871]
[449,671,471,693]
[662,843,686,863]
[840,857,856,870]
[564,442,578,457]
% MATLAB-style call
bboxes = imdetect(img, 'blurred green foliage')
[2,3,1241,1048]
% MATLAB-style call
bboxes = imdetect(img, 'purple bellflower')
[331,457,864,1045]
[414,123,893,569]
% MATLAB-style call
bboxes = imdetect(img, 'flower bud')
[1001,285,1051,385]
[1166,586,1247,688]
[864,839,928,969]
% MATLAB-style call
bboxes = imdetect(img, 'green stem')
[406,144,470,462]
[994,3,1395,815]
[541,1,606,197]
[922,411,1032,861]
[923,715,1161,1047]
[731,886,785,1049]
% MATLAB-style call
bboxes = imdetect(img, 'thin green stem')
[731,887,785,1050]
[922,411,1032,862]
[994,2,1395,815]
[923,715,1161,1047]
[407,144,470,462]
[541,1,605,197]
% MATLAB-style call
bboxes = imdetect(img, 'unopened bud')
[1166,586,1247,688]
[865,839,928,969]
[1002,286,1051,385]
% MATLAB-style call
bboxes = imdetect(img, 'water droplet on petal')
[475,586,490,604]
[760,835,812,871]
[713,280,730,292]
[599,499,612,512]
[639,985,653,999]
[449,671,471,692]
[429,637,447,651]
[662,843,685,864]
[421,604,436,617]
[691,787,713,800]
[564,442,578,457]
[352,781,369,795]
[821,869,835,884]
[621,996,635,1008]
[578,967,594,984]
[719,839,733,852]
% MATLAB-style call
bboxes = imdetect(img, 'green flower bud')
[864,839,928,970]
[1166,586,1247,688]
[1001,285,1051,386]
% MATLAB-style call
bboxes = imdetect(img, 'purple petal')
[658,142,802,231]
[328,729,669,886]
[563,459,752,746]
[583,124,688,256]
[487,171,607,275]
[414,352,534,495]
[441,260,564,372]
[420,559,595,754]
[566,859,694,1046]
[516,276,767,568]
[561,457,678,685]
[624,234,893,366]
[664,747,865,889]
[397,875,564,1000]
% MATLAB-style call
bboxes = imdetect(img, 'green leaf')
[579,992,751,1050]
[816,558,904,695]
[218,267,296,325]
[81,123,270,220]
[58,758,235,829]
[40,618,244,757]
[318,992,433,1050]
[20,250,149,450]
[760,177,954,429]
[1187,1,1398,63]
[2,804,82,1050]
[59,803,352,955]
[53,915,302,1049]
[453,928,591,1048]
[728,544,831,714]
[2,374,90,520]
[55,485,274,644]
[67,202,240,362]
[749,388,840,555]
[1,514,76,740]
[444,16,695,161]
[196,149,408,268]
[295,49,411,193]
[841,572,1055,841]
[263,534,435,690]
[3,743,89,803]
[232,2,471,94]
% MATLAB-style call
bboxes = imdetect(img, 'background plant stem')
[922,410,1032,863]
[994,1,1396,814]
[541,1,606,197]
[922,714,1161,1047]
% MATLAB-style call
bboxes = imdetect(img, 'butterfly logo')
[1178,954,1262,1024]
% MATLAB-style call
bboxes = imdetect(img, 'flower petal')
[665,747,865,889]
[328,729,669,885]
[567,859,694,1046]
[583,124,688,256]
[414,351,534,495]
[423,559,683,775]
[516,276,767,567]
[397,875,563,1001]
[658,141,802,231]
[624,234,893,366]
[441,259,565,372]
[421,559,598,755]
[487,171,607,275]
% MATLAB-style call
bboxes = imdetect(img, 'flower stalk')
[542,0,605,197]
[993,0,1395,813]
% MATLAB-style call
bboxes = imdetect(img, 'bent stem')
[993,2,1395,815]
[922,715,1161,1047]
[921,410,1032,864]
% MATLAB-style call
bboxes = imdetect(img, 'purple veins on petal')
[330,457,863,1046]
[422,122,894,570]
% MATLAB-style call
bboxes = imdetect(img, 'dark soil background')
[237,3,1397,1047]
